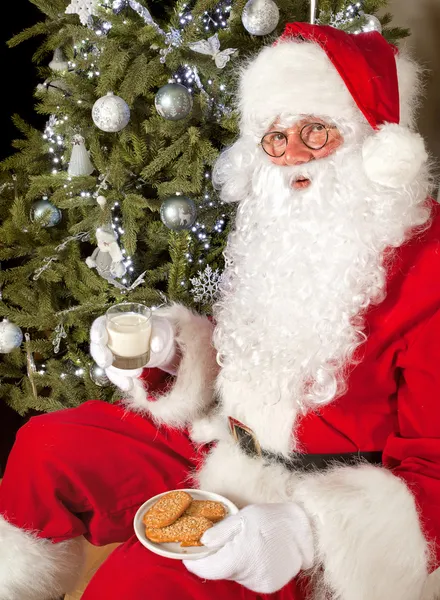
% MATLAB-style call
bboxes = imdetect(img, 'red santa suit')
[1,23,440,600]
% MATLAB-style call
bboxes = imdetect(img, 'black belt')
[228,416,383,472]
[261,448,383,472]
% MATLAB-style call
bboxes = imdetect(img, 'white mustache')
[276,152,338,188]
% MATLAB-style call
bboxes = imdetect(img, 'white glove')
[90,310,178,392]
[184,503,314,594]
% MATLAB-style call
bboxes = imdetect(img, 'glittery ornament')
[31,198,62,228]
[160,195,196,231]
[68,134,94,176]
[0,319,23,353]
[92,92,130,133]
[362,14,382,33]
[241,0,279,36]
[49,48,69,72]
[155,83,193,121]
[90,363,111,387]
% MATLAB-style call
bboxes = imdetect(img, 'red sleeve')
[383,308,440,569]
[138,367,174,398]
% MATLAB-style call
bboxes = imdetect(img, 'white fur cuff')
[124,304,218,428]
[0,514,85,599]
[362,123,428,188]
[294,465,430,600]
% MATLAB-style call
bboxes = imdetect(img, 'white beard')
[212,132,430,454]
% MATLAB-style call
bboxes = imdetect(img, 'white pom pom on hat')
[238,22,428,189]
[362,123,428,188]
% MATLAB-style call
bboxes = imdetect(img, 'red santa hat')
[238,23,427,188]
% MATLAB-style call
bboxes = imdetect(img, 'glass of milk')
[106,303,152,369]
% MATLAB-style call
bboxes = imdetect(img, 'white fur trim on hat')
[0,514,85,599]
[239,40,362,138]
[238,39,421,139]
[362,123,428,188]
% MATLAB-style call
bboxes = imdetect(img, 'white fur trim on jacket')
[123,304,219,428]
[0,514,85,600]
[362,123,428,188]
[196,441,437,599]
[294,464,431,600]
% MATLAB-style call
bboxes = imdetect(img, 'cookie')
[145,515,213,544]
[185,500,226,523]
[180,540,203,547]
[143,491,192,528]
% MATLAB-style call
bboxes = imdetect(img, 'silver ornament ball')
[92,92,131,132]
[31,198,62,227]
[242,0,279,36]
[89,363,111,387]
[155,83,193,121]
[0,319,23,354]
[160,195,197,231]
[362,14,382,33]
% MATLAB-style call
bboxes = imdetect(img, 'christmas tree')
[0,0,408,415]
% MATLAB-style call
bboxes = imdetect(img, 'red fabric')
[2,204,440,591]
[0,401,307,599]
[82,535,307,600]
[139,366,174,401]
[0,401,196,545]
[295,201,440,568]
[279,23,400,129]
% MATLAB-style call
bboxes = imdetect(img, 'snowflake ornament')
[190,265,223,304]
[65,0,100,26]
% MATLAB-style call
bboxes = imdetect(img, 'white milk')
[107,312,152,368]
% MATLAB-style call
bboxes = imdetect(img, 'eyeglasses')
[260,122,336,158]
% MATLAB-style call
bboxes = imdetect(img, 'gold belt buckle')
[228,416,262,457]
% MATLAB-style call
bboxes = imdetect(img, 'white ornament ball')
[0,320,23,354]
[92,92,130,132]
[362,14,382,33]
[242,0,280,36]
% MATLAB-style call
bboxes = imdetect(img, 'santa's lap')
[0,400,306,598]
[82,534,303,600]
[0,400,197,545]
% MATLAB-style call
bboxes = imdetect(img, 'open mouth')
[291,176,311,190]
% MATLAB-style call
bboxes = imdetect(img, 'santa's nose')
[283,135,315,165]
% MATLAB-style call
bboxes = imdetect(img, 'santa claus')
[1,22,440,600]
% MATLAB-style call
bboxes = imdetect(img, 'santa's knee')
[0,411,88,600]
[0,518,84,600]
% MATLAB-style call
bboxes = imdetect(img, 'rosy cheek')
[269,156,286,166]
[313,137,343,160]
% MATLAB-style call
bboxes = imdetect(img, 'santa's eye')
[268,133,286,145]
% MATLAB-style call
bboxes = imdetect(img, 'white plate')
[133,488,238,560]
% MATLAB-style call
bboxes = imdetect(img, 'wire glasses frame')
[260,122,336,158]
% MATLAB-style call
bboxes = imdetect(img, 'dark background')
[0,2,48,161]
[0,1,46,474]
